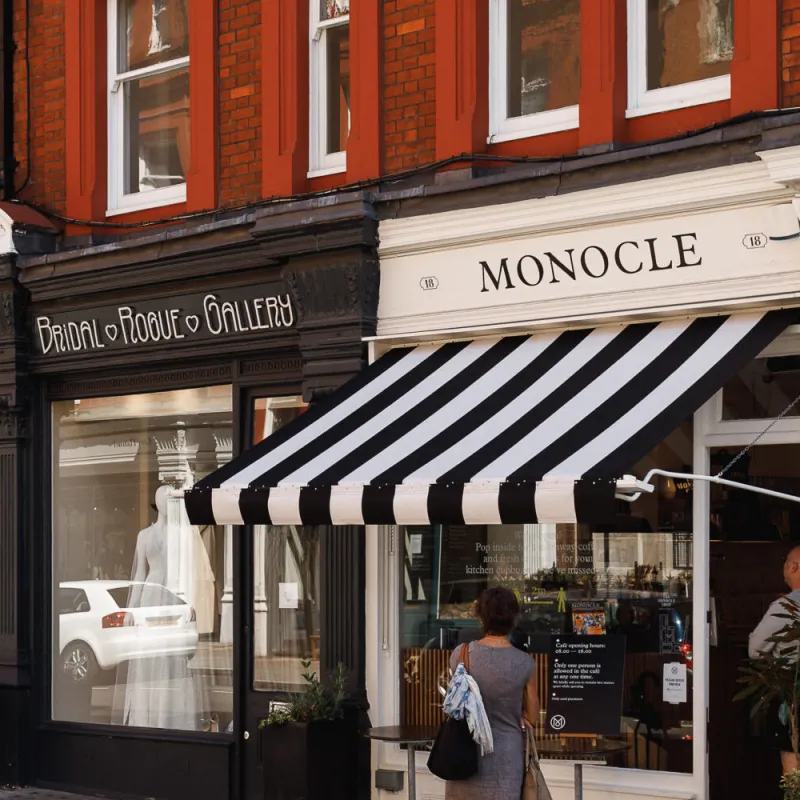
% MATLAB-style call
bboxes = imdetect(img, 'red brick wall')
[13,0,67,213]
[219,0,262,207]
[782,0,800,107]
[384,0,435,174]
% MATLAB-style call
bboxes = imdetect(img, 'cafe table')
[535,737,631,800]
[364,725,438,800]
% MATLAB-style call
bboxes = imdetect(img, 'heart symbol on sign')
[104,324,119,342]
[185,315,200,333]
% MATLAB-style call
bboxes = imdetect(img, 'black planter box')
[260,718,356,800]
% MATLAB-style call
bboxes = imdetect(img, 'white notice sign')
[663,662,687,704]
[409,533,423,555]
[279,582,299,609]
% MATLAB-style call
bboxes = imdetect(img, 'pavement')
[0,790,129,800]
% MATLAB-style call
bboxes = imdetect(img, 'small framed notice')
[279,582,299,609]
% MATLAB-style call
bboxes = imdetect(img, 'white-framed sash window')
[309,0,350,177]
[627,0,734,119]
[488,0,581,144]
[107,0,190,216]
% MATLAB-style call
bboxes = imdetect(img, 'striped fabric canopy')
[184,310,793,527]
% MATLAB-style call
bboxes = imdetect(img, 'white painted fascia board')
[757,145,800,188]
[378,160,791,258]
[374,272,800,340]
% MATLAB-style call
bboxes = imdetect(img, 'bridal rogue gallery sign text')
[32,283,295,357]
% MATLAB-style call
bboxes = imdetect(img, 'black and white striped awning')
[184,310,793,527]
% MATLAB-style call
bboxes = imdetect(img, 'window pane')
[119,0,189,73]
[251,397,323,692]
[506,0,580,118]
[52,387,234,732]
[721,356,800,420]
[321,0,349,20]
[646,0,733,91]
[124,68,190,195]
[325,25,350,155]
[401,421,694,774]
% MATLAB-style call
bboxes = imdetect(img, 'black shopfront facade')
[0,196,377,800]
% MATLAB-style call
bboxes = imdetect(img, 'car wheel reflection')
[62,641,97,683]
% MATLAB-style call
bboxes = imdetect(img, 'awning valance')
[184,310,793,527]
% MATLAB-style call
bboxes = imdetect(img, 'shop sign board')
[378,204,800,336]
[544,633,625,735]
[32,283,295,357]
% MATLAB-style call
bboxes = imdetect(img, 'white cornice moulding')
[757,145,800,188]
[379,160,793,258]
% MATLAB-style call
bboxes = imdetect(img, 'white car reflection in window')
[58,580,199,684]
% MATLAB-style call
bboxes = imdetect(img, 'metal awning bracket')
[615,468,800,506]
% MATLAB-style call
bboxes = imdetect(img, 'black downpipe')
[0,0,15,199]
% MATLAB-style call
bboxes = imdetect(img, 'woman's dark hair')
[474,587,520,636]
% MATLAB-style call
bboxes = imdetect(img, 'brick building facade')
[2,3,800,800]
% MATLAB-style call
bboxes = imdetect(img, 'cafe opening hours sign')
[32,283,295,357]
[545,634,625,735]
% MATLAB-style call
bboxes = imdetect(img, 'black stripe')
[184,488,216,526]
[574,480,617,524]
[427,484,465,525]
[309,336,528,486]
[438,322,659,483]
[373,328,594,484]
[591,309,795,478]
[193,345,413,489]
[252,339,473,487]
[498,483,538,524]
[239,488,272,525]
[362,485,396,524]
[511,316,725,480]
[299,486,333,525]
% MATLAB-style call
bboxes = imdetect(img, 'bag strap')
[458,642,471,673]
[522,720,539,767]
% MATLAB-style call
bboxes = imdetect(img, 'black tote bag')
[427,644,479,781]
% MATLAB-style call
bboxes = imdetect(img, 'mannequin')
[115,485,210,731]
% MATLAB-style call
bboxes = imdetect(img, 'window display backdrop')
[52,386,234,732]
[400,421,695,775]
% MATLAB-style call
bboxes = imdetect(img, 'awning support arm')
[615,468,800,506]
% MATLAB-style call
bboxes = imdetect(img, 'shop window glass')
[490,0,580,142]
[400,421,694,774]
[646,0,733,91]
[109,0,190,212]
[251,396,323,692]
[52,386,233,732]
[721,357,800,420]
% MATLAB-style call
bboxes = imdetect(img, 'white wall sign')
[278,582,299,609]
[377,160,800,338]
[663,662,687,704]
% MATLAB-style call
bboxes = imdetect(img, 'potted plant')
[258,661,356,800]
[734,596,800,799]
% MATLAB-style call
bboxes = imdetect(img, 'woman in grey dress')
[445,587,539,800]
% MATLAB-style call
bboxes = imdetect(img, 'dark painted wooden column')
[0,254,31,784]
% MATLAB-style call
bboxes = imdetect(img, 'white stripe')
[268,487,302,524]
[474,319,688,481]
[343,334,555,483]
[279,338,503,486]
[405,325,626,483]
[393,484,431,524]
[211,488,243,526]
[222,344,438,487]
[549,312,766,477]
[534,480,577,524]
[329,486,365,525]
[462,483,502,524]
